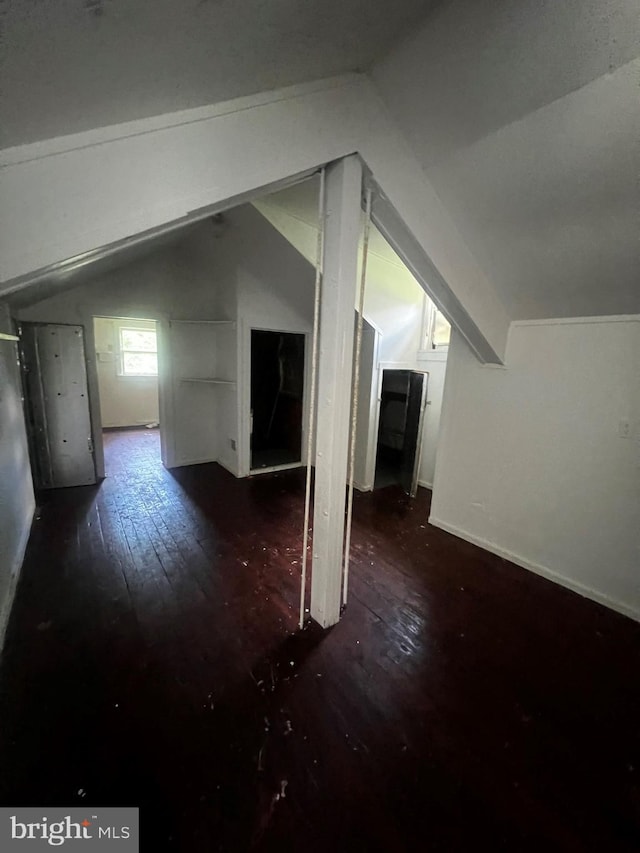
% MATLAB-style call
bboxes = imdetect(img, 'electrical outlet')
[618,418,632,439]
[230,438,237,451]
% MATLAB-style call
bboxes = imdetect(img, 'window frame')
[420,295,450,353]
[118,325,159,378]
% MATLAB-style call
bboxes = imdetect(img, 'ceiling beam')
[0,75,510,363]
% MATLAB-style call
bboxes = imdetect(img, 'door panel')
[21,323,96,488]
[399,371,428,497]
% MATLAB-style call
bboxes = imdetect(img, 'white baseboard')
[428,515,640,624]
[217,457,240,478]
[418,479,433,491]
[102,421,159,429]
[174,455,218,468]
[0,505,35,654]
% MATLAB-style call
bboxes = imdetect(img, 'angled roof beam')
[0,74,510,362]
[370,187,500,364]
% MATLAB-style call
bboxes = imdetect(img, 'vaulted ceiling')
[372,0,640,320]
[2,0,638,326]
[0,0,435,148]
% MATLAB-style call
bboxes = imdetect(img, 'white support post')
[310,155,363,628]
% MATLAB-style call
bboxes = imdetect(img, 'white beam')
[0,75,510,362]
[310,155,362,628]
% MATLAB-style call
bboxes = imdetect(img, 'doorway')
[93,316,160,475]
[374,369,427,496]
[250,330,305,471]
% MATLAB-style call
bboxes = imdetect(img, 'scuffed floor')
[0,429,639,851]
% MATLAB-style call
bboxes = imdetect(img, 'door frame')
[91,313,170,473]
[240,323,310,477]
[371,363,430,495]
[350,316,381,492]
[405,370,429,497]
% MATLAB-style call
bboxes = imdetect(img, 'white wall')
[253,199,448,490]
[13,198,446,500]
[254,200,425,364]
[168,321,225,467]
[232,206,315,476]
[363,249,423,365]
[16,207,317,479]
[162,205,316,476]
[430,319,640,621]
[417,349,447,489]
[0,76,510,363]
[16,243,196,477]
[94,317,159,428]
[0,302,35,649]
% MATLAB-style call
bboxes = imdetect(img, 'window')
[421,296,451,351]
[430,308,451,349]
[119,326,158,376]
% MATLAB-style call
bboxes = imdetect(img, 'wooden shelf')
[179,378,236,386]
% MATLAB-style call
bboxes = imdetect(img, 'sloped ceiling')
[0,0,435,148]
[372,0,640,320]
[6,221,203,308]
[4,0,637,325]
[255,177,414,270]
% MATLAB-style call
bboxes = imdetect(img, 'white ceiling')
[0,0,436,148]
[425,61,640,320]
[6,221,202,308]
[372,0,640,320]
[373,0,640,169]
[257,177,411,269]
[4,0,638,324]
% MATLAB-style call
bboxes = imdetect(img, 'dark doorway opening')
[251,330,305,470]
[374,369,427,495]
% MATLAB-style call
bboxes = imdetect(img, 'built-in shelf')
[179,377,236,386]
[171,320,235,328]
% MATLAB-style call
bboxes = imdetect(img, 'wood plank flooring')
[0,428,639,851]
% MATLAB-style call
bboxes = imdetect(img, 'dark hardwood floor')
[1,429,639,851]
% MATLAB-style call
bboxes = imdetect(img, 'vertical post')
[310,155,362,628]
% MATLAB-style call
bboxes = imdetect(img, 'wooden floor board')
[0,427,639,852]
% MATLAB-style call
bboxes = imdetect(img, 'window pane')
[433,311,451,347]
[121,328,157,352]
[123,351,158,376]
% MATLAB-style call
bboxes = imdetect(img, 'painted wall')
[253,201,425,364]
[253,200,447,490]
[13,199,446,500]
[417,350,447,489]
[15,206,316,479]
[16,244,187,477]
[94,317,159,428]
[430,319,640,621]
[363,247,424,365]
[0,303,35,649]
[0,76,511,362]
[223,206,315,476]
